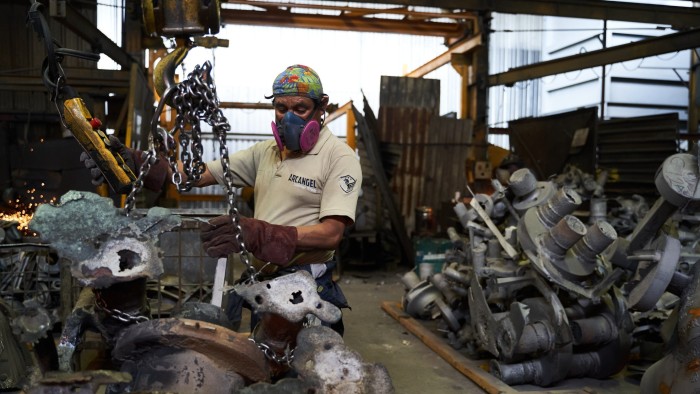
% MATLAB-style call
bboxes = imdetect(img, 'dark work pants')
[225,260,349,336]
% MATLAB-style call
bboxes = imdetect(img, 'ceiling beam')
[341,0,700,28]
[405,34,482,77]
[55,4,135,69]
[220,8,468,37]
[488,28,700,87]
[0,69,130,96]
[225,0,477,21]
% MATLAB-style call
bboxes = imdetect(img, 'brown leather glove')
[200,215,298,266]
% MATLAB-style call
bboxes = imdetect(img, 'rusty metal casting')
[234,270,341,324]
[29,191,180,288]
[291,326,395,394]
[640,263,700,393]
[112,317,269,390]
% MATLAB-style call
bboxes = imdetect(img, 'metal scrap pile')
[0,190,393,394]
[401,152,700,390]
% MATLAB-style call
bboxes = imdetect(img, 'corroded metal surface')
[641,263,700,393]
[29,191,180,288]
[112,318,269,384]
[291,326,395,394]
[234,270,341,324]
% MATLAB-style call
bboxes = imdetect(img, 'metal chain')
[93,290,149,324]
[124,150,157,216]
[248,337,295,366]
[127,60,257,278]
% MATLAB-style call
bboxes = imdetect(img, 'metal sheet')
[598,113,679,196]
[510,107,598,182]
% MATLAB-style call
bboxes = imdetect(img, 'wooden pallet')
[380,301,640,394]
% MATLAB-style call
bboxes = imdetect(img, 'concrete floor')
[337,266,485,393]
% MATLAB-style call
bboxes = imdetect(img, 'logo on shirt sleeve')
[339,175,356,193]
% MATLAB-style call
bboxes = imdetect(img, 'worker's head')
[267,64,329,153]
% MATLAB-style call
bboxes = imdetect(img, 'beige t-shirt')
[207,127,362,268]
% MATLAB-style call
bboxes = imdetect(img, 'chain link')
[248,337,295,366]
[93,290,149,324]
[127,60,257,278]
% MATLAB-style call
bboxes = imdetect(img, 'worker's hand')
[200,215,298,266]
[79,135,136,186]
[79,136,169,192]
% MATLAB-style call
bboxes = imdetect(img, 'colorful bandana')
[270,64,324,100]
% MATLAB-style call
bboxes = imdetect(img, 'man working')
[82,64,362,335]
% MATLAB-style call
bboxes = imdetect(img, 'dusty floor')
[335,265,485,393]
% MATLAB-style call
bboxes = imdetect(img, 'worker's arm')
[200,215,352,266]
[296,216,351,251]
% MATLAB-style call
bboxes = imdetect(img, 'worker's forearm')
[295,219,346,251]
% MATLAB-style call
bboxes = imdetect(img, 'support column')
[459,12,490,191]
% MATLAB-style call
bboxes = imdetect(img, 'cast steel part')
[473,194,495,217]
[529,221,623,302]
[626,234,682,312]
[641,263,700,393]
[112,318,270,384]
[517,187,583,253]
[625,153,700,254]
[434,298,461,332]
[589,197,608,223]
[291,326,395,394]
[399,156,699,388]
[29,191,180,288]
[25,370,132,394]
[234,271,341,324]
[469,197,519,259]
[553,164,605,199]
[142,0,221,37]
[400,270,421,290]
[509,168,556,215]
[403,280,443,319]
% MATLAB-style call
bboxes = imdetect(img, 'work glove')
[200,215,298,266]
[79,135,135,186]
[79,135,169,192]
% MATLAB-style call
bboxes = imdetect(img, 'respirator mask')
[270,106,320,153]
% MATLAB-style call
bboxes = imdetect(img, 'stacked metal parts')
[401,153,700,391]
